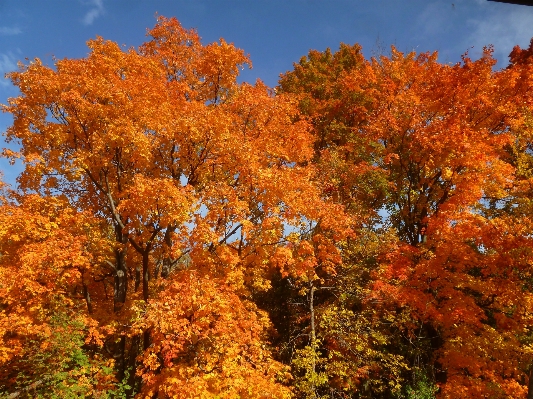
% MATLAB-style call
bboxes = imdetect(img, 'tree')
[6,14,533,399]
[0,190,125,397]
[2,16,350,398]
[279,43,533,397]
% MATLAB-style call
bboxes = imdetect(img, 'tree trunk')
[116,335,127,382]
[82,283,93,314]
[114,249,128,312]
[142,250,150,302]
[161,257,171,279]
[127,335,141,397]
[135,266,141,292]
[143,328,151,351]
[309,282,317,398]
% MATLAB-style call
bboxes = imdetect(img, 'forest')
[2,15,533,399]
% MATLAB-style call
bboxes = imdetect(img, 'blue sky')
[1,0,533,185]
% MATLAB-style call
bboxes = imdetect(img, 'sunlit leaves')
[280,41,533,397]
[4,14,533,399]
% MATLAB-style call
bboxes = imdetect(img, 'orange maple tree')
[279,43,533,397]
[3,14,533,399]
[0,187,122,396]
[1,16,349,398]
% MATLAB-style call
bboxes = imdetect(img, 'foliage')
[403,369,438,399]
[1,310,129,399]
[279,40,533,397]
[2,16,533,399]
[1,16,346,398]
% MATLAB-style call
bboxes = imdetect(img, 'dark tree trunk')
[82,283,93,314]
[309,282,317,398]
[143,328,151,351]
[116,335,127,382]
[114,249,128,312]
[135,266,141,292]
[126,335,141,397]
[142,250,150,302]
[161,257,171,279]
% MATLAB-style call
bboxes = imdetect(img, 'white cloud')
[82,0,104,26]
[0,52,18,87]
[416,2,455,37]
[463,8,533,66]
[0,26,22,36]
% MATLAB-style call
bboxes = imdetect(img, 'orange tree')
[6,14,533,399]
[2,17,351,398]
[0,188,125,397]
[279,43,533,398]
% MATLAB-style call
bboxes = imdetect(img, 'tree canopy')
[2,16,533,399]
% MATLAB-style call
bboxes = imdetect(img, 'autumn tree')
[496,37,533,399]
[279,43,533,398]
[2,16,350,398]
[0,187,126,397]
[5,13,533,399]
